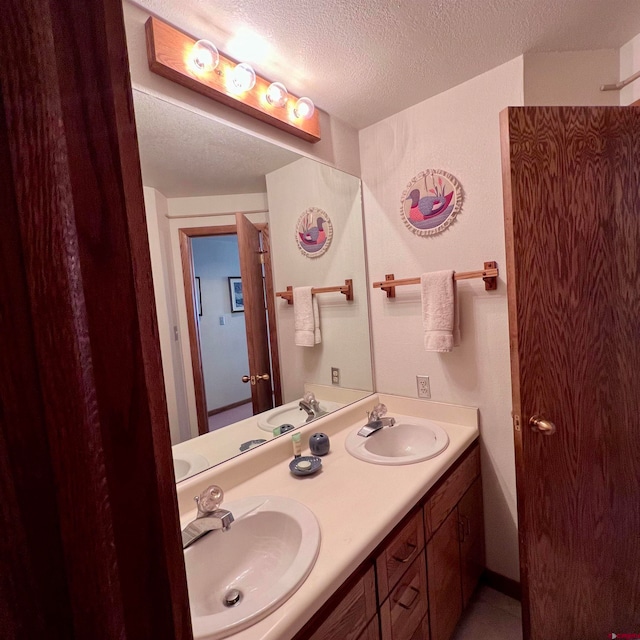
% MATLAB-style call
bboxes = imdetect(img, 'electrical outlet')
[331,367,340,385]
[416,375,431,398]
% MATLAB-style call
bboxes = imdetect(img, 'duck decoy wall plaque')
[401,169,463,236]
[295,207,333,257]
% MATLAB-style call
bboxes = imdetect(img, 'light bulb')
[294,97,315,120]
[266,82,288,108]
[231,62,256,92]
[189,40,219,73]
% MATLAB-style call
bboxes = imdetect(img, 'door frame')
[178,224,282,436]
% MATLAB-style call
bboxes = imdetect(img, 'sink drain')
[223,589,242,607]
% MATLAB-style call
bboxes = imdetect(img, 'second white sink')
[345,416,449,465]
[257,398,343,432]
[186,495,321,639]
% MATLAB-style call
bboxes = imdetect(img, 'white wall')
[620,32,640,105]
[359,57,524,581]
[524,50,619,106]
[266,158,373,401]
[143,187,191,444]
[123,1,362,177]
[192,236,250,411]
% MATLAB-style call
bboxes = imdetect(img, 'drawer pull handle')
[391,541,417,564]
[394,584,420,610]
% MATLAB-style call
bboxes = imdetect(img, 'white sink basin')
[185,495,321,639]
[257,398,343,432]
[345,416,449,465]
[173,452,210,482]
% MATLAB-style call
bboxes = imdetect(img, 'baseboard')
[207,398,252,417]
[481,569,521,601]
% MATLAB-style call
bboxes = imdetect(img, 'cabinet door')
[426,508,462,640]
[458,477,485,607]
[358,615,381,640]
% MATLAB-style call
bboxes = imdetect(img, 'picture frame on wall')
[228,277,244,313]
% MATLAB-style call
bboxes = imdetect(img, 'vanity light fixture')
[189,39,219,73]
[294,97,315,120]
[145,17,321,143]
[266,81,288,108]
[230,62,256,92]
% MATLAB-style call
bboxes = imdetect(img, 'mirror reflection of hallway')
[191,235,252,431]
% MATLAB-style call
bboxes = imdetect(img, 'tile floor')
[452,586,523,640]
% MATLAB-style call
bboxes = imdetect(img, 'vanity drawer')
[376,508,425,601]
[380,552,428,640]
[307,565,377,640]
[425,444,480,538]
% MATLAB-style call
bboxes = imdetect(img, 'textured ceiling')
[133,90,301,196]
[130,0,640,129]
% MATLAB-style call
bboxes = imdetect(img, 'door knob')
[256,373,270,381]
[242,375,251,383]
[529,415,557,435]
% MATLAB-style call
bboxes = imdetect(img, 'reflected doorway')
[179,221,282,436]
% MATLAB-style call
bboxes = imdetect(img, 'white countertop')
[176,393,479,640]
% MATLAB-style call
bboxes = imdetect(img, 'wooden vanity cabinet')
[293,442,483,640]
[425,447,484,640]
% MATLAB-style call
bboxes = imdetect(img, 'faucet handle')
[369,403,387,421]
[195,485,224,515]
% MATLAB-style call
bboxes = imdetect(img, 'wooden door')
[458,478,485,608]
[501,107,640,639]
[236,213,274,413]
[426,508,462,640]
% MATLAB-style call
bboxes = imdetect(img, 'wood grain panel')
[0,0,191,637]
[427,509,462,640]
[237,213,274,413]
[376,508,425,601]
[502,106,640,639]
[458,477,485,607]
[380,553,428,640]
[305,565,377,640]
[425,445,480,538]
[358,614,381,640]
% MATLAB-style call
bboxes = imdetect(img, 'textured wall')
[359,57,524,581]
[524,50,619,106]
[620,31,640,105]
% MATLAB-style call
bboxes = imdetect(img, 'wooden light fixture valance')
[145,17,321,143]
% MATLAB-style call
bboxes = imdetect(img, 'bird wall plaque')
[295,207,333,257]
[400,170,463,236]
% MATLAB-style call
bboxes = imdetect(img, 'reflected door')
[236,213,275,414]
[501,106,640,639]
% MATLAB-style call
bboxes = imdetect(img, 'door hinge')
[513,414,521,431]
[257,250,268,264]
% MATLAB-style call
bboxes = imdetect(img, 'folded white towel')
[421,270,459,352]
[293,286,321,347]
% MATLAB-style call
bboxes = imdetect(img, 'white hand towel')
[293,286,321,347]
[421,270,459,352]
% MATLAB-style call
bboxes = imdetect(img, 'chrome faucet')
[181,485,234,549]
[299,392,326,422]
[357,403,396,437]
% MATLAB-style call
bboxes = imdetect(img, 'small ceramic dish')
[289,455,322,477]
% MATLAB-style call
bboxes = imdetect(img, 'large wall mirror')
[127,17,374,480]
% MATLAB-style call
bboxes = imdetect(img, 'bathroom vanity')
[176,394,483,640]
